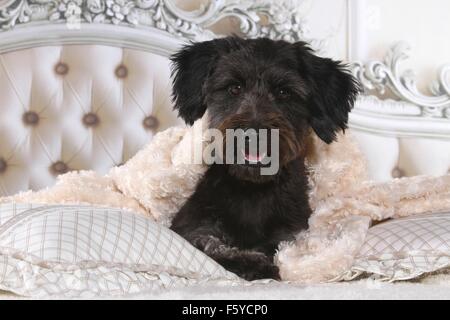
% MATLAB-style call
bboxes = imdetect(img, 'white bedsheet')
[3,275,450,300]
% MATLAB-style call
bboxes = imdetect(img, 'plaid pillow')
[0,202,239,298]
[340,212,450,281]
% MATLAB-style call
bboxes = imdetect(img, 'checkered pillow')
[0,202,239,298]
[343,212,450,281]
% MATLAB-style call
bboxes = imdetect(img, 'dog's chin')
[226,164,278,184]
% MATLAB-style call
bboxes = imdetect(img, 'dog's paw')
[217,251,280,281]
[241,261,280,281]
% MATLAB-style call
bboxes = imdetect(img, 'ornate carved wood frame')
[0,0,311,55]
[350,42,450,138]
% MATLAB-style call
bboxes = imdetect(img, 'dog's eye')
[228,84,242,96]
[277,88,290,100]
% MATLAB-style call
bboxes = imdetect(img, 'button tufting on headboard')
[82,112,100,127]
[54,62,69,75]
[22,111,40,126]
[50,161,69,175]
[391,167,405,179]
[143,115,159,130]
[0,45,181,196]
[115,64,128,79]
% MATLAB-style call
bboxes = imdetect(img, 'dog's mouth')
[238,132,270,166]
[241,149,267,164]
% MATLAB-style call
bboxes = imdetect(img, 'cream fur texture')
[2,113,450,283]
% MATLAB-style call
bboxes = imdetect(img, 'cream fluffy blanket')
[3,115,450,283]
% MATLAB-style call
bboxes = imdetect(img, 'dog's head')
[171,37,359,182]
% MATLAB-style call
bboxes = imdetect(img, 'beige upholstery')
[0,45,182,196]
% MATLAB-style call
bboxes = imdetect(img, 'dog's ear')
[170,40,218,124]
[171,38,242,125]
[294,42,360,143]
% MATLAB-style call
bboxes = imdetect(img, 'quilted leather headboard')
[0,45,180,195]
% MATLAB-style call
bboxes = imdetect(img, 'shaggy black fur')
[169,36,359,280]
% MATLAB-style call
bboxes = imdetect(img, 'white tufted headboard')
[0,0,308,196]
[0,44,179,195]
[0,0,449,196]
[349,42,450,181]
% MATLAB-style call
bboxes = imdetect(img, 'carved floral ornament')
[0,0,320,43]
[1,0,449,120]
[351,42,450,119]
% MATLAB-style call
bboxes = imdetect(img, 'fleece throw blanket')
[3,114,450,283]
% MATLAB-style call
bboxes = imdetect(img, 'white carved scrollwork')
[0,0,32,29]
[0,0,317,44]
[351,42,450,119]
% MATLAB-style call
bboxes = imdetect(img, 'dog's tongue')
[244,151,266,163]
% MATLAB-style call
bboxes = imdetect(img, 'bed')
[0,0,450,299]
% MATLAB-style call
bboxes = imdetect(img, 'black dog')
[169,37,359,280]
